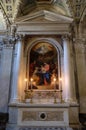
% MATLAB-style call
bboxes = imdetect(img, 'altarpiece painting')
[28,42,59,90]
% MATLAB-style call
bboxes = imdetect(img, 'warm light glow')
[24,78,28,82]
[30,78,33,82]
[59,77,62,90]
[59,78,62,81]
[53,78,56,82]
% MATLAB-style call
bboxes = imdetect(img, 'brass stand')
[30,89,33,104]
[54,90,57,104]
[24,89,33,103]
[24,89,29,99]
[60,89,64,103]
[38,92,41,103]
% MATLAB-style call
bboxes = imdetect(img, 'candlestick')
[53,78,56,90]
[24,78,28,90]
[59,78,64,103]
[53,78,57,103]
[30,78,33,90]
[30,78,33,103]
[59,78,62,90]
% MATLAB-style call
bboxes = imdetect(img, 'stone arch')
[26,38,63,55]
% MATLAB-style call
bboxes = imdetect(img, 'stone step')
[18,127,72,130]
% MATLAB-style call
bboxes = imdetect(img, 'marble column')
[10,37,22,103]
[63,36,75,102]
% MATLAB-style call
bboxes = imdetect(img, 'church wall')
[0,36,13,112]
[69,40,76,101]
[75,41,86,113]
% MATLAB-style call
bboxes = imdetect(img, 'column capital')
[6,34,24,46]
[15,34,25,42]
[3,37,15,49]
[61,34,71,41]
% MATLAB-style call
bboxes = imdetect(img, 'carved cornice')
[11,25,25,41]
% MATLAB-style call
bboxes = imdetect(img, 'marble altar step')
[18,127,73,130]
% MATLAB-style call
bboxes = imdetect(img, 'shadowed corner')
[0,112,8,130]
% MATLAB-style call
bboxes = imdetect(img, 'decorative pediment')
[14,10,73,35]
[16,10,73,24]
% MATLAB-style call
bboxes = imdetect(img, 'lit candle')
[24,78,28,90]
[59,78,62,90]
[30,78,33,90]
[53,78,56,90]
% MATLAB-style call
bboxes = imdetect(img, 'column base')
[10,98,20,104]
[69,103,80,129]
[64,98,77,104]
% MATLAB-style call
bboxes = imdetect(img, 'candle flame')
[53,78,56,82]
[30,78,33,82]
[24,78,28,82]
[59,78,62,81]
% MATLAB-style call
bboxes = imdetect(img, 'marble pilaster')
[10,37,23,103]
[63,36,75,102]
